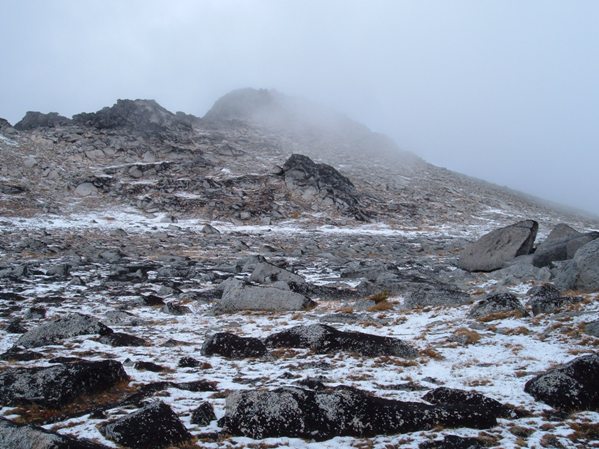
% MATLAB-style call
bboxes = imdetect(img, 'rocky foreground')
[1,89,599,448]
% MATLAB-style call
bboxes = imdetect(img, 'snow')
[0,133,17,146]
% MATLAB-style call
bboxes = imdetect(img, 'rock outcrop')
[265,323,417,358]
[524,353,599,411]
[458,220,538,272]
[215,279,315,312]
[553,239,599,292]
[14,111,71,130]
[201,332,267,358]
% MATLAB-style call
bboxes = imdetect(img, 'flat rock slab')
[100,401,192,449]
[524,353,599,411]
[15,313,113,348]
[215,279,315,312]
[265,323,417,358]
[458,220,538,272]
[0,417,110,449]
[0,359,129,408]
[201,332,267,358]
[221,385,502,440]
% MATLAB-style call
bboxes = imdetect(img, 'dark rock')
[14,111,71,130]
[15,313,113,348]
[140,294,165,306]
[221,385,501,440]
[5,319,27,333]
[422,387,512,418]
[178,356,201,367]
[524,353,599,411]
[97,332,148,347]
[73,99,192,135]
[134,361,167,372]
[190,401,216,426]
[281,154,368,220]
[100,401,192,449]
[419,435,488,449]
[46,263,71,278]
[526,283,561,300]
[0,417,110,449]
[468,293,528,320]
[201,332,267,358]
[161,302,191,315]
[533,231,599,267]
[215,279,315,312]
[265,323,417,358]
[529,295,583,316]
[0,359,128,408]
[0,183,27,195]
[0,347,44,361]
[458,220,538,272]
[24,306,46,319]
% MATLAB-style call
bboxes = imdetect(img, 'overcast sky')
[2,1,598,214]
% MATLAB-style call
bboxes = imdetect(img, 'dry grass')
[504,326,531,336]
[451,327,482,345]
[367,291,390,303]
[539,434,566,448]
[569,422,599,441]
[420,346,444,360]
[367,301,394,312]
[477,310,527,322]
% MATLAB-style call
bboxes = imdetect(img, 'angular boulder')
[553,239,599,292]
[422,387,513,418]
[265,323,417,358]
[191,401,216,426]
[249,261,306,286]
[15,313,112,348]
[524,353,599,411]
[0,418,110,449]
[458,220,538,272]
[529,295,583,316]
[101,401,192,449]
[468,293,528,320]
[533,229,599,268]
[201,332,267,358]
[221,385,501,440]
[215,279,315,312]
[0,359,128,408]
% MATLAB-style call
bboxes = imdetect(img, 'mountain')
[1,89,599,448]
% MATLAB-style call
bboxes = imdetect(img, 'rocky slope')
[0,89,598,449]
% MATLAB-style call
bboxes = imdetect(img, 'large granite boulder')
[221,385,502,440]
[215,279,315,312]
[553,239,599,292]
[249,261,306,286]
[458,220,538,272]
[0,359,128,408]
[524,353,599,411]
[15,313,113,348]
[100,401,192,449]
[533,226,599,268]
[265,323,417,358]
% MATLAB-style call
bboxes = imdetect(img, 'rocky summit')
[0,88,599,448]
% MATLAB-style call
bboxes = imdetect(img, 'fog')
[2,1,598,214]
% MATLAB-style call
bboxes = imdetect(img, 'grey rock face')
[265,323,417,358]
[14,111,71,130]
[0,359,128,408]
[201,332,267,358]
[584,320,599,337]
[281,154,368,220]
[72,99,192,134]
[15,313,113,348]
[458,220,538,272]
[101,401,192,449]
[250,261,306,286]
[0,418,110,449]
[553,239,599,292]
[221,385,501,440]
[533,231,599,268]
[468,293,528,319]
[215,279,315,312]
[524,353,599,411]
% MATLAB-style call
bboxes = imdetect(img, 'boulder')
[100,401,192,449]
[533,230,599,267]
[419,435,488,449]
[553,239,599,292]
[468,293,528,320]
[0,359,128,408]
[524,353,599,411]
[529,295,583,316]
[190,401,216,426]
[221,385,502,440]
[265,323,417,358]
[215,279,315,312]
[0,418,110,449]
[97,332,148,347]
[458,220,538,272]
[15,313,113,348]
[422,387,513,418]
[201,332,267,358]
[249,261,306,286]
[584,320,599,338]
